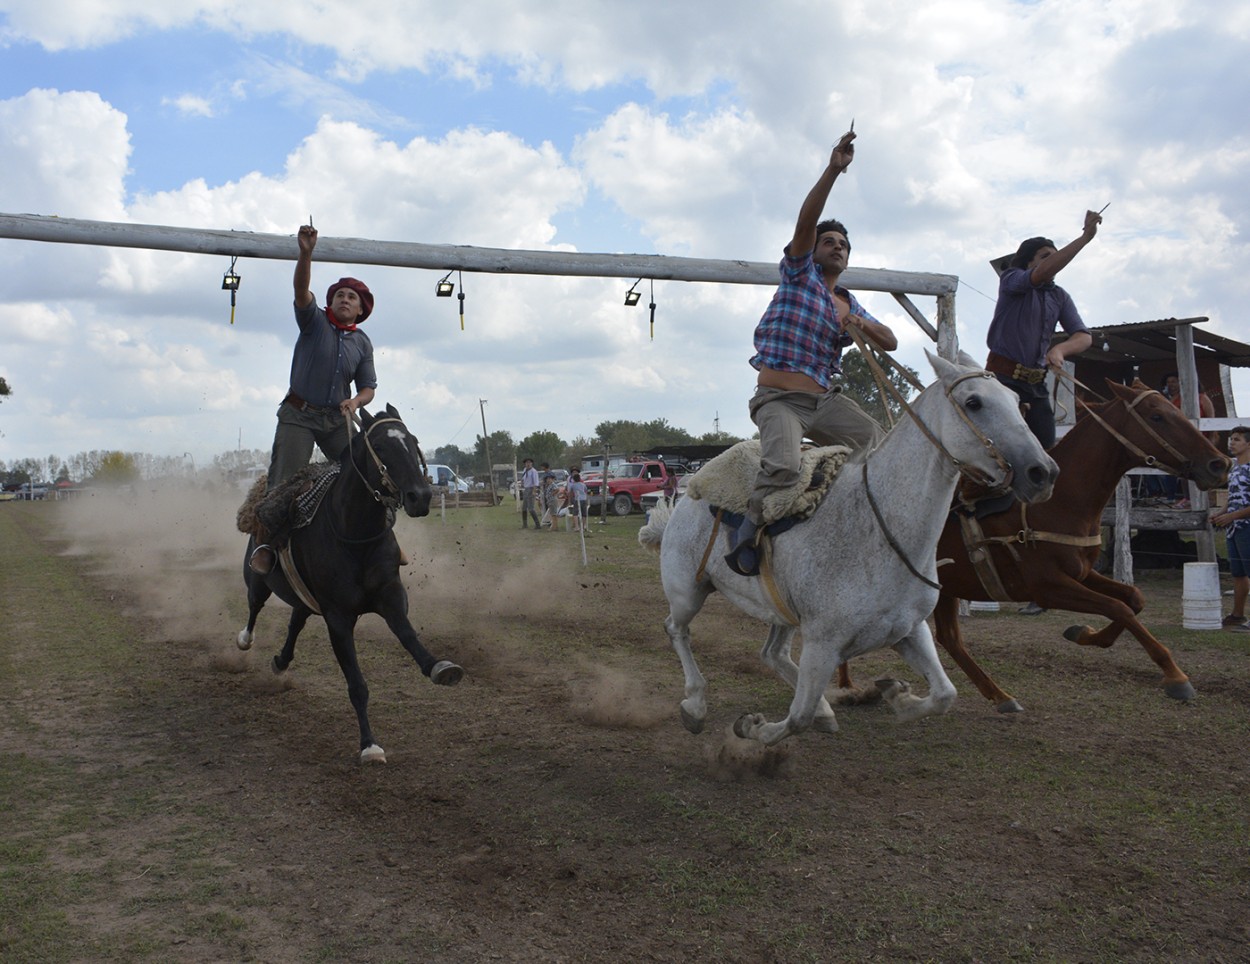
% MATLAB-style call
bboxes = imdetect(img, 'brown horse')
[838,379,1230,712]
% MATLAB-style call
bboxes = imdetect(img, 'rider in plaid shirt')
[727,127,898,576]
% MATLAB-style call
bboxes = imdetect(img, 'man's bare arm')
[294,224,317,308]
[789,130,856,258]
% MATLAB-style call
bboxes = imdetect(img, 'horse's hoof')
[236,630,253,652]
[811,715,839,734]
[996,699,1025,714]
[1164,680,1196,702]
[430,660,463,686]
[1063,625,1089,644]
[733,713,762,739]
[272,656,289,675]
[679,704,705,734]
[360,744,387,764]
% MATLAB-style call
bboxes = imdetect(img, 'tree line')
[0,350,917,485]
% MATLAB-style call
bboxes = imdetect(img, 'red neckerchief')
[326,307,358,332]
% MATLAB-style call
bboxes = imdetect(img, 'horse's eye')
[965,395,982,412]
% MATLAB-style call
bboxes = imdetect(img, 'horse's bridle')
[344,412,430,511]
[1073,387,1195,478]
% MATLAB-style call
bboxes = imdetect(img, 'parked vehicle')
[426,464,470,493]
[586,458,689,516]
[640,474,692,513]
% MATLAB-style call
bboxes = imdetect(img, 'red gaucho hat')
[326,277,374,322]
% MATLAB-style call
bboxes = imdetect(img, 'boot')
[250,544,275,575]
[724,518,760,577]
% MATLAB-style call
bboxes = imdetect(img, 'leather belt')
[284,390,332,412]
[985,351,1047,385]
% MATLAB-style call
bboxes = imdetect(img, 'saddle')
[235,463,340,546]
[685,440,850,524]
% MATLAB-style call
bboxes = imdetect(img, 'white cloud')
[163,93,214,118]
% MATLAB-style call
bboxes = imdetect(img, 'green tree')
[474,430,516,477]
[517,430,566,469]
[431,444,474,474]
[840,349,921,427]
[91,451,140,486]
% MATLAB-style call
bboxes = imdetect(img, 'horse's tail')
[637,501,672,553]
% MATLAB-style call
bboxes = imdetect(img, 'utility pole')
[479,399,496,505]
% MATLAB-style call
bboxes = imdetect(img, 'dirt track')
[2,491,1249,962]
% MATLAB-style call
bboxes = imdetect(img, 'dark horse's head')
[353,404,433,517]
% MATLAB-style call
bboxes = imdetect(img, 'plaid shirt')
[749,249,874,388]
[1228,461,1250,535]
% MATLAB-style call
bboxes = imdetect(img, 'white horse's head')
[925,350,1058,504]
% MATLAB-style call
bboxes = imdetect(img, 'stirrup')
[250,544,275,575]
[724,519,761,577]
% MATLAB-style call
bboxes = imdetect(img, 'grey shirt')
[287,302,377,407]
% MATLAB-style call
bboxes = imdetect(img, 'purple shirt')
[749,249,875,388]
[985,268,1087,368]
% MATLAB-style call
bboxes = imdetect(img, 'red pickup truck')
[586,459,689,516]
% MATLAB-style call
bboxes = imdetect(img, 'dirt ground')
[3,489,1249,963]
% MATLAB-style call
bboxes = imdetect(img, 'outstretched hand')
[298,224,318,255]
[830,130,856,172]
[1082,209,1102,238]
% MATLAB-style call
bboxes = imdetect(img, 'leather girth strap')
[695,509,799,626]
[958,503,1104,603]
[278,545,322,615]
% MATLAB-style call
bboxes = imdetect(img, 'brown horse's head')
[1103,380,1230,489]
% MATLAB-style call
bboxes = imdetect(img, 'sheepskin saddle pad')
[685,440,850,524]
[235,462,341,541]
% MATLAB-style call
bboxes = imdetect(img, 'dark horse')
[838,379,1229,711]
[238,404,462,763]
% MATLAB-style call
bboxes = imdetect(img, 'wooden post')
[935,293,959,361]
[1175,323,1215,562]
[1113,476,1133,584]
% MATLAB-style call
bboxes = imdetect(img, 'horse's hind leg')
[881,621,957,723]
[736,634,842,746]
[272,606,313,674]
[759,626,838,733]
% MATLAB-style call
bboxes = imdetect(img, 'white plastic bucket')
[1182,562,1222,630]
[967,601,1001,613]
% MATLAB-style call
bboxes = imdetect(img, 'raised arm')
[1030,209,1102,286]
[294,224,317,308]
[789,130,856,258]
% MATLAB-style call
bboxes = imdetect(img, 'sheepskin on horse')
[638,351,1058,746]
[836,378,1231,712]
[236,404,462,763]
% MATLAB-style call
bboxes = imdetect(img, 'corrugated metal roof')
[1053,318,1250,367]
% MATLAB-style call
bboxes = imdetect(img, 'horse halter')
[345,413,429,510]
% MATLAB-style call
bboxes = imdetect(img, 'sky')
[1,0,1248,474]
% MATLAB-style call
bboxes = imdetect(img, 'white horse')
[638,351,1059,746]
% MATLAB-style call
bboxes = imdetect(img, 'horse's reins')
[328,411,429,546]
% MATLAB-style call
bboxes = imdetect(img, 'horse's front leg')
[931,592,1022,713]
[736,630,842,746]
[1061,570,1145,648]
[759,625,838,733]
[272,606,313,674]
[881,620,958,723]
[1044,574,1195,701]
[375,587,463,686]
[665,613,708,733]
[323,610,384,763]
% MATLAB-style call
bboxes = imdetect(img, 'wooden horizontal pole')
[0,212,959,296]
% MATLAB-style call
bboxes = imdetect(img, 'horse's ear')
[1105,379,1137,401]
[358,407,373,428]
[955,349,980,369]
[925,348,960,381]
[386,403,400,418]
